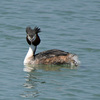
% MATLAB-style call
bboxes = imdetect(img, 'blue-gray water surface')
[0,0,100,100]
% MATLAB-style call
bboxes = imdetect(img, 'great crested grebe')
[24,27,80,66]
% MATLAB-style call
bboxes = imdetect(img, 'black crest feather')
[33,27,41,34]
[26,26,41,34]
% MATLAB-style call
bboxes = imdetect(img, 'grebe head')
[26,27,41,57]
[26,27,41,46]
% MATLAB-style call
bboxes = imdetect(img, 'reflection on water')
[21,64,78,98]
[21,74,39,98]
[23,64,78,72]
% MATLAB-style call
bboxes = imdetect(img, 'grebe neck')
[24,45,36,65]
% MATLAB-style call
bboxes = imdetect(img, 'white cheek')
[28,35,32,41]
[28,35,36,41]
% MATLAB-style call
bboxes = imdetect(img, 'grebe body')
[24,27,80,66]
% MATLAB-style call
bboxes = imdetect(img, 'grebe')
[24,27,80,66]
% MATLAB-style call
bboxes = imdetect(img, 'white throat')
[24,45,36,65]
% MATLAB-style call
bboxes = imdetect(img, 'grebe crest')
[24,27,80,66]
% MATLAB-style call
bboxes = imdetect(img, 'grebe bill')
[24,27,80,66]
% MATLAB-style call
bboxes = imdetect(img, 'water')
[0,0,100,99]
